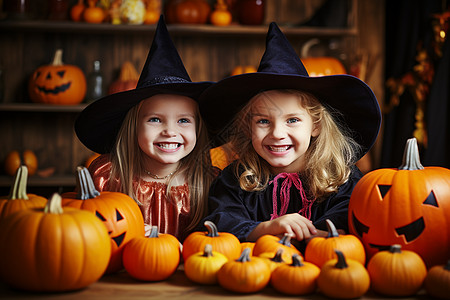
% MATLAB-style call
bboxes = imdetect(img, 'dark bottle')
[86,60,105,103]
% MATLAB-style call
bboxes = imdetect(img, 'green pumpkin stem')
[334,250,348,269]
[8,165,29,200]
[326,219,339,238]
[271,249,285,263]
[44,193,64,214]
[278,233,293,247]
[398,138,424,170]
[52,49,64,66]
[291,254,304,267]
[149,225,159,238]
[237,247,252,262]
[204,220,219,237]
[389,244,402,253]
[75,166,100,200]
[203,244,213,257]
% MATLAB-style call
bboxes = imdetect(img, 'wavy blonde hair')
[109,97,214,232]
[230,89,360,200]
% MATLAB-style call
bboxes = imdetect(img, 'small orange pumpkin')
[184,244,228,285]
[83,0,105,23]
[122,225,180,281]
[28,49,86,105]
[305,219,365,267]
[424,259,450,299]
[182,220,241,261]
[252,233,301,259]
[0,166,47,221]
[217,247,270,293]
[258,248,289,272]
[70,0,85,21]
[4,150,38,176]
[108,61,139,95]
[210,0,232,26]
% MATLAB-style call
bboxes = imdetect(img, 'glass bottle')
[86,60,105,103]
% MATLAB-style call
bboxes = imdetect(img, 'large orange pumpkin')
[348,138,450,268]
[28,49,86,105]
[61,166,145,274]
[0,193,111,292]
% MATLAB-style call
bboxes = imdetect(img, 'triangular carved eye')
[96,211,107,221]
[116,209,124,221]
[395,217,425,243]
[57,70,65,78]
[378,184,391,199]
[423,191,438,207]
[352,212,369,237]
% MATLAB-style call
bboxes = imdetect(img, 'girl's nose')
[162,125,177,136]
[270,122,286,139]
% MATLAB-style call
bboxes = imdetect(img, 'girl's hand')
[247,213,317,241]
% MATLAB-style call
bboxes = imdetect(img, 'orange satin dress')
[88,154,191,240]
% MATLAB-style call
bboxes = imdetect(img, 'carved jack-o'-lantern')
[349,138,450,268]
[61,167,145,274]
[28,49,87,105]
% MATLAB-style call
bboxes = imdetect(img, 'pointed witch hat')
[75,15,213,154]
[199,22,381,158]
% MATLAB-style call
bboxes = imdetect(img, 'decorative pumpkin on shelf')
[230,65,257,76]
[348,137,450,268]
[182,220,241,261]
[0,193,111,292]
[122,225,180,281]
[143,0,161,24]
[28,49,87,105]
[120,0,146,24]
[4,149,38,176]
[0,166,47,221]
[217,247,271,293]
[165,0,210,24]
[270,254,320,295]
[300,38,346,77]
[210,0,232,26]
[317,250,370,299]
[61,166,145,274]
[108,61,139,95]
[424,259,450,300]
[367,244,427,297]
[83,0,105,23]
[305,219,365,267]
[184,244,228,285]
[70,0,85,21]
[252,233,301,259]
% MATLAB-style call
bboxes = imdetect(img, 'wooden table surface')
[0,265,431,300]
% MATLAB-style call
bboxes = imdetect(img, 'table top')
[0,265,430,300]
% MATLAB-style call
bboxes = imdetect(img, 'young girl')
[75,16,215,242]
[197,22,381,246]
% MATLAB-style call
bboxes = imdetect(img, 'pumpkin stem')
[291,254,304,267]
[237,247,252,262]
[149,225,159,238]
[398,138,424,170]
[203,244,213,257]
[270,249,285,263]
[325,219,339,238]
[389,244,402,254]
[44,193,64,214]
[8,165,29,200]
[334,250,348,269]
[278,233,293,247]
[204,220,219,237]
[75,166,100,200]
[52,49,64,66]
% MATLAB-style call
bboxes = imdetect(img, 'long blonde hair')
[109,97,214,232]
[230,89,360,200]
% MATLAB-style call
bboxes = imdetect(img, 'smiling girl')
[197,22,381,248]
[75,17,215,241]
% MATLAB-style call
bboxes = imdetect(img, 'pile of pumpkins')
[0,138,449,299]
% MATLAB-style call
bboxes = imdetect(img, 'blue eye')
[257,119,269,124]
[148,117,160,123]
[287,118,299,124]
[178,118,191,124]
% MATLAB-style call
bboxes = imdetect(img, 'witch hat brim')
[199,22,381,159]
[75,15,213,154]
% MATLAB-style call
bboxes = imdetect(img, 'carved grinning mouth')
[37,82,71,94]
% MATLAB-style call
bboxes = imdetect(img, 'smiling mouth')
[267,145,291,152]
[157,143,181,150]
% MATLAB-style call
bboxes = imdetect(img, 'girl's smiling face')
[137,94,197,172]
[250,90,320,174]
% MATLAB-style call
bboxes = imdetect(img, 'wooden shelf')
[0,103,87,112]
[0,20,357,37]
[0,175,76,187]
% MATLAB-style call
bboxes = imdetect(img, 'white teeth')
[268,145,290,152]
[158,143,179,149]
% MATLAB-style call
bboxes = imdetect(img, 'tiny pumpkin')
[122,226,180,281]
[108,61,139,95]
[4,150,38,176]
[317,250,370,299]
[210,0,232,26]
[367,244,427,297]
[83,0,105,23]
[28,49,87,105]
[258,248,289,272]
[424,259,450,300]
[70,0,85,21]
[0,193,111,292]
[182,220,241,261]
[217,247,270,293]
[184,244,228,285]
[305,219,365,267]
[0,166,47,221]
[252,233,301,259]
[61,166,145,274]
[271,254,320,295]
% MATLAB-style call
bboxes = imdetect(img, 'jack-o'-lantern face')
[28,49,86,105]
[348,166,450,268]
